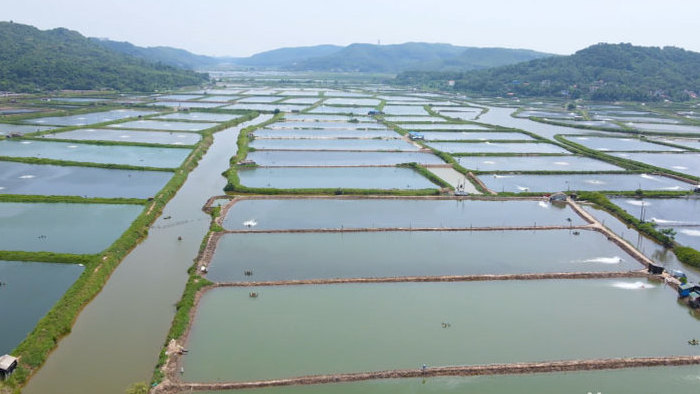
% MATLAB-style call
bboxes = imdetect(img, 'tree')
[125,382,149,394]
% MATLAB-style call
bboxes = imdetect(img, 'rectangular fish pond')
[0,161,172,198]
[206,230,641,282]
[253,129,398,139]
[567,136,684,152]
[612,152,700,177]
[428,142,570,154]
[480,173,694,193]
[609,197,700,251]
[197,366,700,394]
[41,128,201,146]
[0,124,57,136]
[0,140,191,168]
[153,112,241,122]
[183,279,699,382]
[0,202,143,254]
[222,198,587,230]
[249,139,418,151]
[457,155,624,172]
[268,121,387,130]
[402,123,490,131]
[246,151,444,166]
[0,260,83,354]
[382,105,430,115]
[237,167,437,190]
[418,131,534,141]
[109,120,215,132]
[22,109,159,126]
[309,106,376,115]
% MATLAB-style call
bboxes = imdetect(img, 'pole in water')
[421,363,427,372]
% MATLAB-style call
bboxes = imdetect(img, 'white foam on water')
[493,174,513,179]
[538,201,549,208]
[640,173,658,181]
[672,166,688,170]
[242,219,257,227]
[612,281,655,290]
[617,138,632,142]
[585,179,605,185]
[576,137,589,140]
[120,135,131,138]
[67,145,78,148]
[0,187,4,190]
[19,175,35,179]
[177,135,187,138]
[553,161,570,166]
[599,148,610,151]
[680,229,700,237]
[174,142,183,145]
[581,256,622,264]
[661,186,682,190]
[483,160,496,164]
[19,141,33,145]
[516,185,530,191]
[651,217,683,225]
[617,153,630,157]
[625,199,649,207]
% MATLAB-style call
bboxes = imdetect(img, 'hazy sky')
[5,0,698,57]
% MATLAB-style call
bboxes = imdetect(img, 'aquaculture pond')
[282,97,321,104]
[609,197,700,251]
[196,366,700,394]
[567,136,683,152]
[237,96,283,103]
[269,121,387,130]
[222,104,307,112]
[0,161,171,198]
[480,173,693,193]
[310,106,376,114]
[183,279,699,382]
[222,199,586,230]
[153,112,241,122]
[254,129,398,139]
[582,205,700,282]
[246,151,444,166]
[324,98,381,106]
[237,167,436,190]
[149,101,222,109]
[249,138,418,151]
[629,123,700,134]
[555,119,623,129]
[383,105,430,115]
[402,123,490,131]
[652,138,700,150]
[22,109,158,126]
[109,120,214,132]
[0,140,191,168]
[0,202,142,253]
[0,261,83,354]
[428,142,570,154]
[418,131,534,141]
[0,124,56,135]
[207,230,640,282]
[284,114,373,122]
[156,94,204,101]
[612,153,700,177]
[457,155,624,172]
[199,96,239,103]
[42,128,201,145]
[383,116,446,123]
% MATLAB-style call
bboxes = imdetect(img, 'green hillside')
[0,22,208,92]
[396,43,700,101]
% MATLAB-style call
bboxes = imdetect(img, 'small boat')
[689,339,699,346]
[249,292,258,298]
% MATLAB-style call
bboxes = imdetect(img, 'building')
[549,192,568,202]
[678,283,695,298]
[0,355,17,380]
[408,132,424,141]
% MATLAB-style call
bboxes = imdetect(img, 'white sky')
[4,0,698,57]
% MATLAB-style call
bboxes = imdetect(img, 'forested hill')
[90,38,231,70]
[395,43,700,101]
[0,22,208,92]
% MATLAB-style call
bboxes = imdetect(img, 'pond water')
[253,129,398,139]
[183,279,699,382]
[652,138,700,150]
[222,199,585,230]
[238,167,436,190]
[48,97,110,103]
[196,366,700,394]
[568,136,683,152]
[0,161,171,198]
[250,138,418,151]
[324,98,381,106]
[269,121,387,130]
[583,205,700,282]
[383,116,446,123]
[555,119,623,129]
[612,152,700,177]
[0,260,83,354]
[42,128,201,145]
[148,101,222,108]
[199,96,239,102]
[609,197,700,251]
[246,150,443,166]
[284,114,373,122]
[480,173,693,193]
[437,111,479,121]
[457,155,623,172]
[23,110,158,126]
[428,142,570,154]
[153,112,241,122]
[310,106,376,114]
[402,123,490,131]
[156,94,204,101]
[110,120,214,132]
[418,131,533,141]
[516,110,576,119]
[628,123,700,134]
[222,103,308,112]
[0,124,57,136]
[383,105,430,115]
[0,202,142,253]
[0,140,191,168]
[207,230,641,282]
[237,96,283,103]
[283,97,321,104]
[478,106,593,140]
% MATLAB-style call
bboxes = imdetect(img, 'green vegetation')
[0,251,94,265]
[675,246,700,268]
[396,43,700,102]
[91,38,227,70]
[0,22,208,92]
[0,155,177,172]
[0,194,146,205]
[397,162,451,189]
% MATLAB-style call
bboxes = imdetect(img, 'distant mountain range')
[0,22,208,92]
[396,43,700,101]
